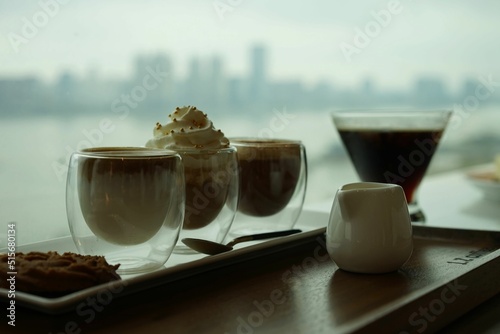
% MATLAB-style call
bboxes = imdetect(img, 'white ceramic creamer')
[326,182,413,274]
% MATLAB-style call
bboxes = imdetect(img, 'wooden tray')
[332,225,500,333]
[1,219,499,333]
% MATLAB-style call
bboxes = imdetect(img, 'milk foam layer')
[146,106,229,150]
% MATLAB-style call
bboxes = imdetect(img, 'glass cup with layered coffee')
[229,138,307,237]
[331,109,452,223]
[145,106,239,253]
[168,146,239,253]
[66,147,185,274]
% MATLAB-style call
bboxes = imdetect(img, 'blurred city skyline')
[1,44,499,119]
[1,1,500,92]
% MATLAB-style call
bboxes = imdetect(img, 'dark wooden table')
[2,232,499,334]
[3,167,500,334]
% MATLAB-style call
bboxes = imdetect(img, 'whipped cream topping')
[145,106,230,150]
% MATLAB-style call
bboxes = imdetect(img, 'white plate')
[467,167,500,201]
[0,210,328,314]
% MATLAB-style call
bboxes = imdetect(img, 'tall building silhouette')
[413,77,449,107]
[209,55,226,107]
[249,45,267,101]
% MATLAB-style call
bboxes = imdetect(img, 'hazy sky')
[1,0,499,91]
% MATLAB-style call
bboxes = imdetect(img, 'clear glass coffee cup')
[228,138,307,237]
[172,146,240,253]
[66,147,185,274]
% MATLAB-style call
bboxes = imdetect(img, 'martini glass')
[331,109,452,223]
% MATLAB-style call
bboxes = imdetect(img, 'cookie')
[0,251,120,296]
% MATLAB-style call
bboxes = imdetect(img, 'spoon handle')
[227,229,302,247]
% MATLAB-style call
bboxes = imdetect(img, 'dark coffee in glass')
[332,110,452,223]
[229,138,307,236]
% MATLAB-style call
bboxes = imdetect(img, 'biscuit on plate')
[0,251,120,296]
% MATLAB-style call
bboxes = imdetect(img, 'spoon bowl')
[182,229,302,255]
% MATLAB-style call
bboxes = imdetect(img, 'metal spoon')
[182,229,302,255]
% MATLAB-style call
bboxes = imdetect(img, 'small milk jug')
[326,182,413,274]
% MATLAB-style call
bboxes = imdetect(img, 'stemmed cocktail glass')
[331,109,452,223]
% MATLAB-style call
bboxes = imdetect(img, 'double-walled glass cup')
[66,147,185,274]
[229,138,307,237]
[173,146,239,253]
[331,109,452,223]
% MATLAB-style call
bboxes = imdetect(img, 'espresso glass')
[331,109,452,223]
[229,138,307,237]
[172,146,239,253]
[66,147,185,274]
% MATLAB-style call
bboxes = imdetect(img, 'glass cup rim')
[340,182,402,192]
[77,146,181,159]
[331,108,453,130]
[170,145,237,155]
[331,108,453,119]
[230,137,303,148]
